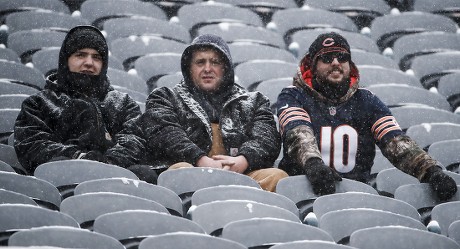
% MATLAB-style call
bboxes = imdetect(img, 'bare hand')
[212,155,248,173]
[196,156,223,169]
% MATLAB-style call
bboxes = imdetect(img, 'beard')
[313,69,350,100]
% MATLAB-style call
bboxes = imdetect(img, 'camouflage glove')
[422,166,458,201]
[304,157,342,196]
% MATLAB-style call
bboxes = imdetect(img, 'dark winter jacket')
[140,34,281,172]
[14,26,145,173]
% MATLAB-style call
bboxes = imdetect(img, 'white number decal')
[320,125,358,173]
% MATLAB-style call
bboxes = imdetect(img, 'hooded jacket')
[14,26,145,173]
[277,45,439,183]
[140,34,280,172]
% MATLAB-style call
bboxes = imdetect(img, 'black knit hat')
[62,25,107,61]
[308,32,351,64]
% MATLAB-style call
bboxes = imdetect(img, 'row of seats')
[0,1,460,248]
[1,162,460,248]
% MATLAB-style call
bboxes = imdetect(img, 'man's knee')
[247,168,289,192]
[168,162,194,170]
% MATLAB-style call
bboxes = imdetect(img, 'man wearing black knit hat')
[14,25,146,175]
[276,32,457,200]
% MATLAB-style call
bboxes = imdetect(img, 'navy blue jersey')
[277,85,404,182]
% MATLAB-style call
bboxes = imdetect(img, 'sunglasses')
[318,52,351,63]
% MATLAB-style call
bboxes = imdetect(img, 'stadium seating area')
[1,0,460,248]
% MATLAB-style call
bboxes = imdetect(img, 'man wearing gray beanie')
[14,25,145,174]
[276,32,457,201]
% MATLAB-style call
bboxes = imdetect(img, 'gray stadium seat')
[93,210,205,249]
[392,32,460,71]
[177,2,263,37]
[0,188,37,206]
[405,123,460,150]
[109,36,187,70]
[272,240,359,249]
[353,50,399,69]
[349,226,460,249]
[391,106,460,131]
[155,72,183,89]
[269,8,358,45]
[134,52,181,91]
[8,226,125,249]
[375,167,419,197]
[191,185,299,216]
[276,176,378,221]
[0,79,39,95]
[0,160,15,172]
[394,183,460,224]
[103,17,191,44]
[438,73,460,111]
[34,159,139,198]
[0,60,46,89]
[428,139,460,172]
[410,51,460,89]
[197,23,285,48]
[430,201,460,235]
[0,94,29,109]
[60,192,169,230]
[6,29,66,64]
[0,48,20,62]
[138,232,247,249]
[214,0,298,25]
[370,11,458,51]
[302,0,391,29]
[229,42,297,65]
[0,204,79,245]
[367,84,452,111]
[221,218,334,248]
[188,199,300,236]
[157,167,260,214]
[108,68,148,95]
[5,10,88,34]
[80,0,167,28]
[235,60,297,91]
[319,208,426,244]
[254,77,292,111]
[449,220,460,245]
[0,0,70,19]
[0,144,26,174]
[359,66,422,88]
[0,171,61,210]
[412,0,460,24]
[313,192,420,221]
[74,177,183,216]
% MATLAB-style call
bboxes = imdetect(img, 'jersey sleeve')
[276,87,312,138]
[367,92,404,145]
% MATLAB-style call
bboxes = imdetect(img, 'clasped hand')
[196,155,248,173]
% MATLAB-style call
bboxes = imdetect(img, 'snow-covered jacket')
[14,74,145,173]
[14,26,145,173]
[140,34,280,172]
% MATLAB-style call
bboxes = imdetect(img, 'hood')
[55,25,110,97]
[294,50,360,104]
[180,34,234,92]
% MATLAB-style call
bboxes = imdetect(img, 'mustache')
[328,67,343,74]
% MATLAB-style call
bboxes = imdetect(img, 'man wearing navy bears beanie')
[14,25,145,174]
[276,32,457,200]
